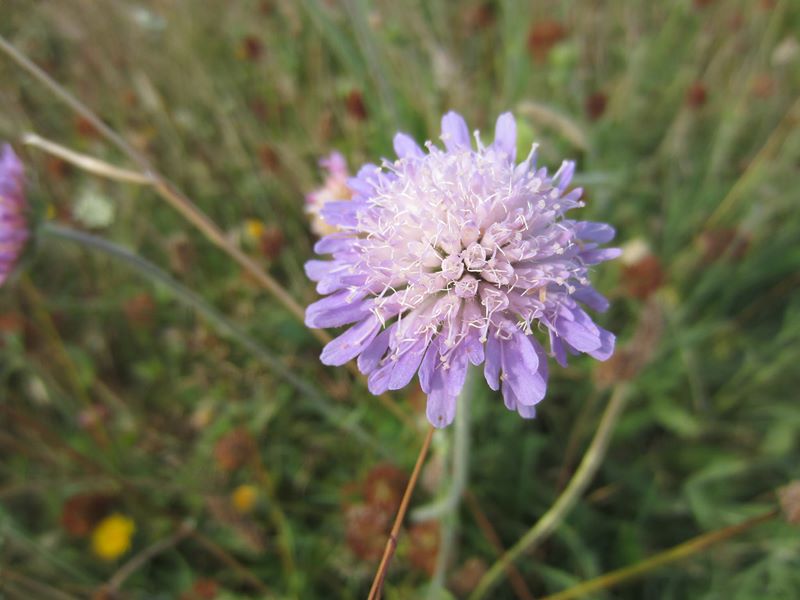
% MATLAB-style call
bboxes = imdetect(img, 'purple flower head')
[305,112,620,428]
[0,144,28,288]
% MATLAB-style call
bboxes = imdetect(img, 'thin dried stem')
[470,383,631,600]
[539,508,778,600]
[367,425,436,600]
[22,133,152,184]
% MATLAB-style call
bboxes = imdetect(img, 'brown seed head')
[181,578,219,600]
[449,557,489,597]
[363,463,408,511]
[622,254,665,300]
[123,293,156,328]
[585,92,608,121]
[75,115,99,139]
[238,36,264,62]
[344,503,391,561]
[527,20,567,62]
[464,2,496,30]
[686,82,708,108]
[407,521,440,575]
[345,89,368,121]
[214,428,258,472]
[258,144,281,173]
[259,225,285,261]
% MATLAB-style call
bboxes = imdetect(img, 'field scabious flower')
[0,144,28,288]
[305,112,619,427]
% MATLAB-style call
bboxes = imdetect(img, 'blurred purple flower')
[305,112,619,428]
[305,152,352,237]
[0,144,27,288]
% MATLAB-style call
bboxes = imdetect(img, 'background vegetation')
[1,0,799,598]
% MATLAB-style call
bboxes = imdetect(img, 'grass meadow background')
[1,0,799,598]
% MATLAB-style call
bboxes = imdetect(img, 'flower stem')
[413,368,475,523]
[368,425,436,600]
[470,383,631,600]
[539,508,778,600]
[427,366,476,595]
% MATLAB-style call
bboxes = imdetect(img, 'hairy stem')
[427,366,476,596]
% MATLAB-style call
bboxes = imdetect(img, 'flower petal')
[305,290,369,328]
[576,221,616,244]
[499,378,539,419]
[492,112,516,159]
[388,337,428,390]
[320,315,382,366]
[424,345,468,428]
[367,361,393,395]
[440,111,471,151]
[320,200,361,227]
[357,325,393,374]
[304,260,337,282]
[464,330,485,366]
[426,388,457,428]
[550,329,568,367]
[587,327,615,361]
[580,247,622,264]
[553,160,576,191]
[573,286,610,313]
[500,329,546,407]
[393,133,425,159]
[484,331,501,390]
[313,233,352,255]
[555,307,602,353]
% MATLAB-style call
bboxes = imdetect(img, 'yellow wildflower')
[91,513,135,561]
[231,484,259,514]
[244,219,266,243]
